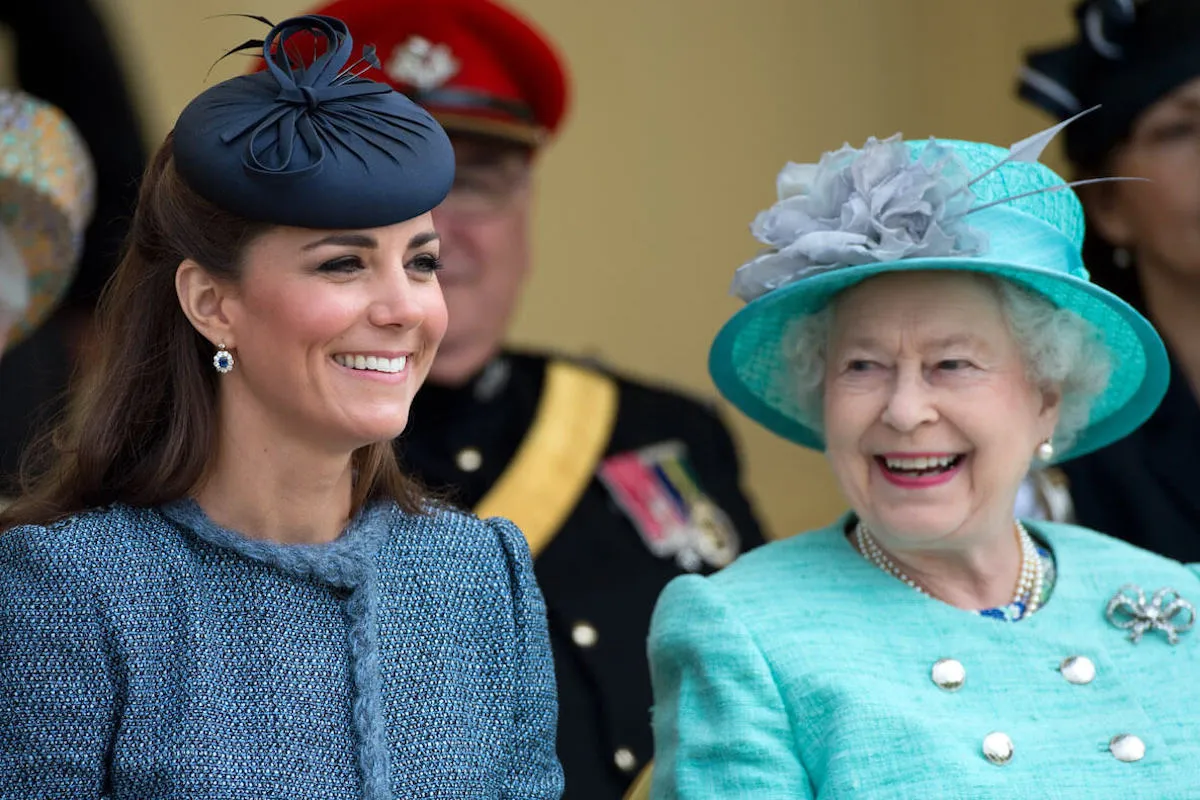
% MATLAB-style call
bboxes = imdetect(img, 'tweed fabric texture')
[649,517,1200,799]
[0,500,563,798]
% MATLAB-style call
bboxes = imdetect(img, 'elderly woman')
[646,124,1200,797]
[1016,0,1200,559]
[0,15,560,799]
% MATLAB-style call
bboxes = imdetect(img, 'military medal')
[599,440,739,571]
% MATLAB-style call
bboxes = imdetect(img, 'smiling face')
[179,214,448,455]
[821,272,1060,547]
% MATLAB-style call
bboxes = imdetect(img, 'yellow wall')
[89,0,1077,539]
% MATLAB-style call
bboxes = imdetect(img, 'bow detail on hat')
[215,15,431,180]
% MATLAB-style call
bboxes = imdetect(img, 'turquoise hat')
[709,121,1168,463]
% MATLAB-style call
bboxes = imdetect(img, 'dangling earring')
[213,343,235,374]
[1036,439,1055,463]
[1113,247,1132,270]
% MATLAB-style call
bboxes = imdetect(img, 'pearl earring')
[1113,247,1132,270]
[213,343,235,374]
[1036,439,1055,463]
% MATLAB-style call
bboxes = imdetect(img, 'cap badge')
[386,35,460,91]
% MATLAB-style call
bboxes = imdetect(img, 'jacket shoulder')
[721,517,845,569]
[415,501,512,545]
[396,503,535,580]
[0,504,174,573]
[650,523,854,655]
[658,521,853,617]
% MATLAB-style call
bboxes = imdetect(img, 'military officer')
[302,0,768,796]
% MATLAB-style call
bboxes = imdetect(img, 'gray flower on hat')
[731,135,987,302]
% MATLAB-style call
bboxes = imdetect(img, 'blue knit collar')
[159,497,396,589]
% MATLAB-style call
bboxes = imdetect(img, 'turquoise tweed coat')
[649,517,1200,798]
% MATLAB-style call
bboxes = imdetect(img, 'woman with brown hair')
[1018,0,1200,559]
[0,15,561,799]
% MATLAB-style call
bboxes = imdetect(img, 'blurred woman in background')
[1018,0,1200,559]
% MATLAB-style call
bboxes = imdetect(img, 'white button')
[931,658,966,691]
[614,747,638,773]
[571,622,598,649]
[1060,656,1096,685]
[1110,734,1146,762]
[982,732,1013,765]
[456,447,483,472]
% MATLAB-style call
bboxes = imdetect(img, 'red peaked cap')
[295,0,569,146]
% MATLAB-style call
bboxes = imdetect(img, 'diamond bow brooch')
[1106,584,1196,645]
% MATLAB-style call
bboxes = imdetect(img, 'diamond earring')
[1036,439,1054,463]
[213,343,235,374]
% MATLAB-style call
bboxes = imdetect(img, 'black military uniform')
[398,350,766,798]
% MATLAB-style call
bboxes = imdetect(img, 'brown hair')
[0,134,425,530]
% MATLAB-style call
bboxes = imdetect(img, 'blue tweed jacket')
[649,517,1200,799]
[0,500,563,799]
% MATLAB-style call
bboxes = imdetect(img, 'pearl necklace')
[854,520,1045,618]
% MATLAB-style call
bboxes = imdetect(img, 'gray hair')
[784,273,1112,453]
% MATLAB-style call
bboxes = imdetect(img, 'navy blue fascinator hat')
[173,14,454,229]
